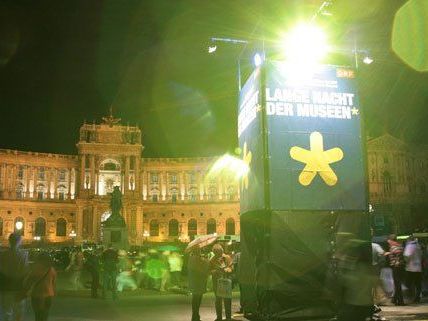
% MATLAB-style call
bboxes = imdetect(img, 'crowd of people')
[372,234,428,306]
[1,230,427,321]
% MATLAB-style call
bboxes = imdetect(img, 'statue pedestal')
[102,214,129,250]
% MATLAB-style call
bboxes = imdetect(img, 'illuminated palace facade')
[0,115,240,245]
[0,116,426,245]
[367,134,428,234]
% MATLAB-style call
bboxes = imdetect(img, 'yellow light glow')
[281,23,329,66]
[15,221,23,230]
[207,154,249,182]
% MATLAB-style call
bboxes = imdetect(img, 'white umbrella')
[185,234,218,253]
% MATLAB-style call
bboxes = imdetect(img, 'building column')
[67,168,72,199]
[53,168,58,199]
[47,168,52,199]
[80,155,86,192]
[160,171,166,200]
[9,165,15,199]
[218,177,224,200]
[180,171,185,200]
[92,205,98,242]
[32,167,38,199]
[90,155,95,194]
[135,157,141,193]
[124,156,130,192]
[135,206,143,244]
[25,166,31,198]
[142,171,147,200]
[5,164,11,198]
[198,171,204,200]
[76,207,83,243]
[0,165,5,196]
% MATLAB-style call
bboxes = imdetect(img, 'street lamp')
[143,230,150,242]
[69,230,77,246]
[15,221,23,231]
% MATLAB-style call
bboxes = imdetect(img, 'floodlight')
[208,45,217,54]
[281,23,329,65]
[363,55,374,65]
[253,53,263,67]
[15,221,23,230]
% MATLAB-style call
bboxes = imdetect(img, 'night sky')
[1,0,428,157]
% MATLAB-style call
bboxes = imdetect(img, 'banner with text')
[266,62,366,210]
[238,67,265,213]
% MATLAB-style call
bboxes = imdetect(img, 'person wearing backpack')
[0,233,29,321]
[25,253,56,321]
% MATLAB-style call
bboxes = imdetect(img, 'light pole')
[69,230,77,246]
[143,230,149,243]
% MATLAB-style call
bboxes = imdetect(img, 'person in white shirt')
[404,235,423,303]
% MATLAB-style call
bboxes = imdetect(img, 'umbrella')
[185,234,218,253]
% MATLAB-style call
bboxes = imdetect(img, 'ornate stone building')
[367,134,428,234]
[1,117,425,245]
[0,114,240,245]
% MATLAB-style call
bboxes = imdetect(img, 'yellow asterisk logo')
[242,142,252,189]
[290,132,344,186]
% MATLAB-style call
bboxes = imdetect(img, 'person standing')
[188,248,209,321]
[168,251,184,289]
[0,233,29,321]
[210,244,233,321]
[26,253,56,321]
[66,249,84,290]
[101,245,119,300]
[85,250,101,298]
[386,234,405,306]
[116,250,137,292]
[371,242,388,305]
[404,235,423,303]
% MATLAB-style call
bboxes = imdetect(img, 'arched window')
[150,220,159,236]
[188,219,197,237]
[383,171,392,194]
[56,218,67,237]
[169,219,179,237]
[0,217,3,236]
[207,218,216,234]
[35,217,46,237]
[14,217,24,235]
[226,218,235,235]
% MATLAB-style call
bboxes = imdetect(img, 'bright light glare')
[207,154,249,181]
[15,221,23,230]
[208,45,217,54]
[281,23,329,65]
[253,53,263,67]
[363,55,374,64]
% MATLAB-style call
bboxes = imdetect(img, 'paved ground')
[24,292,242,321]
[381,303,428,321]
[31,272,426,321]
[19,290,428,321]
